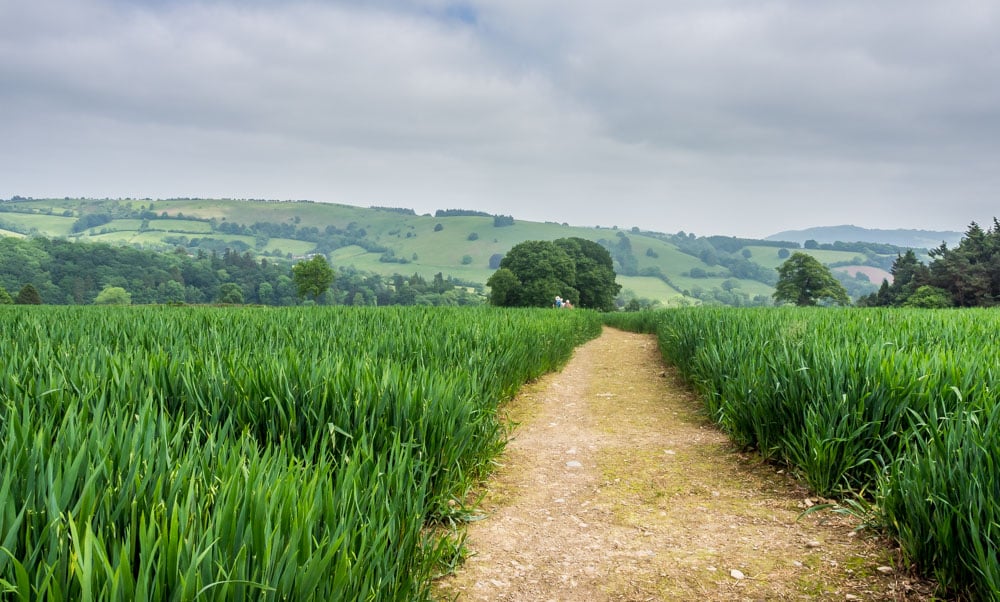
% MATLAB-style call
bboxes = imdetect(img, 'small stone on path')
[566,460,583,468]
[730,569,745,580]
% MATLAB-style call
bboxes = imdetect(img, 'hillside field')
[0,197,909,306]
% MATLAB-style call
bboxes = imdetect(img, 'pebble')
[730,569,745,580]
[566,461,583,468]
[877,566,894,574]
[806,540,822,548]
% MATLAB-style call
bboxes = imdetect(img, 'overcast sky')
[2,1,998,238]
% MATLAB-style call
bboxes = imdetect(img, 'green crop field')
[0,305,602,600]
[605,307,1000,600]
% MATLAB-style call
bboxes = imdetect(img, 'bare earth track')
[435,328,936,601]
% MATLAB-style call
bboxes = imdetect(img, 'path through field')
[434,328,932,601]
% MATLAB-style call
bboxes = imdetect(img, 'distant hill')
[766,225,963,249]
[1,197,909,306]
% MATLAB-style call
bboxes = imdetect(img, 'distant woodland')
[0,236,484,306]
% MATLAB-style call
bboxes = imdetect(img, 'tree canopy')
[217,282,245,304]
[773,252,850,306]
[554,237,621,311]
[291,254,335,301]
[94,286,132,305]
[487,237,620,311]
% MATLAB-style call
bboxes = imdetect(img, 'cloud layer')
[2,0,998,237]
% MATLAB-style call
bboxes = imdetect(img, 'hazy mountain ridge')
[766,225,963,249]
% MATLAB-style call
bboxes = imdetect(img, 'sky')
[2,0,998,239]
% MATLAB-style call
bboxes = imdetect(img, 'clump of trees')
[858,220,1000,308]
[431,209,514,227]
[486,237,621,311]
[0,236,483,307]
[493,214,514,227]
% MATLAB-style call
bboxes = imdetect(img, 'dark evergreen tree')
[15,284,43,305]
[923,221,1000,306]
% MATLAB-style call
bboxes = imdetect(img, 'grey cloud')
[1,0,998,237]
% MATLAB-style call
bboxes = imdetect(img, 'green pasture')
[616,275,684,302]
[670,274,774,298]
[0,212,76,236]
[741,246,871,270]
[632,238,713,274]
[330,245,494,283]
[144,218,214,233]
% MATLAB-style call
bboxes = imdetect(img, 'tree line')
[858,220,1000,308]
[0,236,483,307]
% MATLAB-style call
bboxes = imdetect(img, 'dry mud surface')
[434,328,935,602]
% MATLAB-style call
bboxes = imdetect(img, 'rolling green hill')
[0,197,900,306]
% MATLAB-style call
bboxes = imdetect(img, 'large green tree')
[217,282,245,304]
[487,237,620,310]
[291,254,335,301]
[773,252,850,306]
[554,237,621,311]
[94,285,132,305]
[485,268,521,306]
[0,286,11,304]
[488,240,573,307]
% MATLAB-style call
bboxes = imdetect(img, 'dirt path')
[434,328,931,601]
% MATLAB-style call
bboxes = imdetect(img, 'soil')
[433,328,939,602]
[834,265,893,285]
